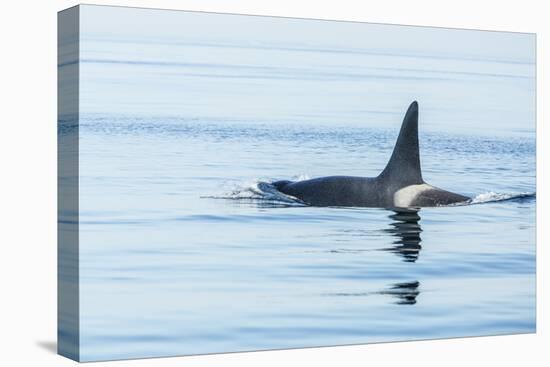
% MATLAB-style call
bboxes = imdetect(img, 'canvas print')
[58,5,536,362]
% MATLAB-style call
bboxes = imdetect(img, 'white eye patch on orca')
[393,184,434,208]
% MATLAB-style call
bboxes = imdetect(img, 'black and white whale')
[273,101,469,208]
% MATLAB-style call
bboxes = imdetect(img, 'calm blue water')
[71,6,536,362]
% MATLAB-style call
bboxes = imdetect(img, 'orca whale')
[273,101,469,208]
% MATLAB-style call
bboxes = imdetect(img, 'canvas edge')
[57,5,81,362]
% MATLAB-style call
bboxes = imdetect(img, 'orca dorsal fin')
[379,101,423,185]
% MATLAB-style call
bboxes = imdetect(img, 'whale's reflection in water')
[380,281,420,305]
[327,280,420,305]
[324,209,423,305]
[383,209,422,263]
[315,208,422,262]
[382,209,421,304]
[220,197,425,306]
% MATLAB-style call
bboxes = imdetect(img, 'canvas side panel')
[58,5,80,362]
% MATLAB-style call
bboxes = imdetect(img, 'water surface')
[72,6,536,361]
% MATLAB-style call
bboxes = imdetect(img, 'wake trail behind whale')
[466,191,536,205]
